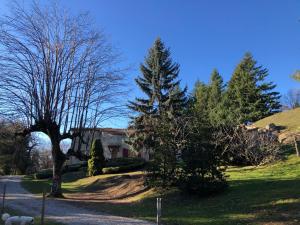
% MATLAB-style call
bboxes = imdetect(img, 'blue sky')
[0,0,300,128]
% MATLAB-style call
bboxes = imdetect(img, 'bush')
[34,169,53,179]
[106,157,145,167]
[88,139,106,176]
[103,161,145,174]
[63,164,81,173]
[34,163,86,179]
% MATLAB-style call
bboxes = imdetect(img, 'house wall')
[66,129,149,165]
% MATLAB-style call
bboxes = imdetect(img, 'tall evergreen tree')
[207,69,225,126]
[224,53,281,125]
[129,38,187,117]
[128,38,187,187]
[128,38,187,150]
[193,81,210,124]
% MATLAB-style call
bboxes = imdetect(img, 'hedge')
[106,157,145,167]
[103,161,145,174]
[34,169,53,179]
[34,163,83,179]
[34,158,146,179]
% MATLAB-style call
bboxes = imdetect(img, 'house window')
[123,148,129,157]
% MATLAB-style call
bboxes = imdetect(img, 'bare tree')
[0,1,126,197]
[283,89,300,109]
[213,126,281,166]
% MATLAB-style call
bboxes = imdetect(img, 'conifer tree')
[128,38,187,150]
[128,38,187,187]
[193,81,210,124]
[225,53,281,125]
[88,139,105,176]
[207,69,225,126]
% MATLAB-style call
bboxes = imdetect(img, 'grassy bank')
[22,155,300,225]
[254,107,300,132]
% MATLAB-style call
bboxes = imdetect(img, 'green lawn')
[22,155,300,225]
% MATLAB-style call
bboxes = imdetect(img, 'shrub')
[34,169,53,179]
[63,164,81,173]
[103,161,145,174]
[34,163,85,179]
[88,139,105,176]
[106,157,145,167]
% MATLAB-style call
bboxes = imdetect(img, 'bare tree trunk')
[294,136,300,157]
[50,147,66,198]
[49,127,66,198]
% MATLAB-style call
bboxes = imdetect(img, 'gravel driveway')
[0,176,154,225]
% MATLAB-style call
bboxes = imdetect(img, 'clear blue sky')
[0,0,300,128]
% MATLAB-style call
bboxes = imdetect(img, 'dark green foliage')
[103,160,145,174]
[128,38,187,117]
[207,69,226,126]
[0,120,35,175]
[224,53,281,125]
[145,114,183,187]
[177,115,227,195]
[106,157,145,167]
[88,139,106,176]
[129,38,227,196]
[128,38,188,188]
[35,169,53,179]
[128,38,187,152]
[193,69,226,127]
[34,163,84,179]
[193,81,210,123]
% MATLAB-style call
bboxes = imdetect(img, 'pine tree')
[225,53,281,125]
[207,69,225,126]
[193,81,210,124]
[128,38,187,187]
[128,38,187,150]
[88,139,105,176]
[129,38,187,117]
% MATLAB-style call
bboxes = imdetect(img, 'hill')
[254,108,300,132]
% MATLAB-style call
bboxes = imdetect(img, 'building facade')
[67,128,149,165]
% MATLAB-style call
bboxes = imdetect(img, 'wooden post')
[294,136,300,157]
[157,198,162,225]
[1,184,6,214]
[41,189,46,225]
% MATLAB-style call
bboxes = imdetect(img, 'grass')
[0,208,63,225]
[254,107,300,132]
[22,154,300,225]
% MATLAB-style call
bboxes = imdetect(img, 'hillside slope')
[254,108,300,132]
[23,155,300,225]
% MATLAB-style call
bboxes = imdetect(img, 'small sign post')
[157,198,162,225]
[1,184,6,214]
[41,189,46,225]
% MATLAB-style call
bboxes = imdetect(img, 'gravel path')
[0,176,154,225]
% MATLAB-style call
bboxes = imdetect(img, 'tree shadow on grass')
[68,178,300,225]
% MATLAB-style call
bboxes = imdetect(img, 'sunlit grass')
[22,155,300,224]
[254,107,300,132]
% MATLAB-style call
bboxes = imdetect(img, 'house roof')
[71,127,133,136]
